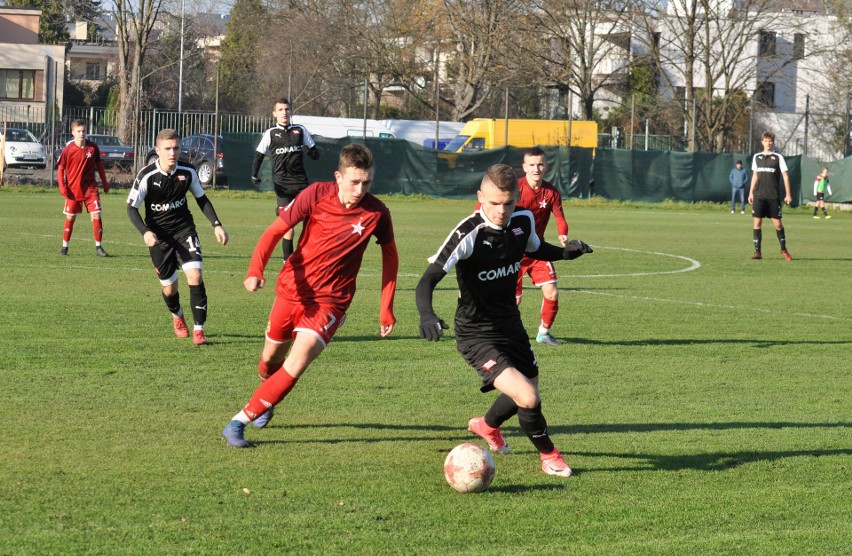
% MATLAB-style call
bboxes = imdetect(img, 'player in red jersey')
[516,148,569,345]
[56,119,110,257]
[222,144,399,447]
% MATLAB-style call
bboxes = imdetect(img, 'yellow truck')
[443,118,598,152]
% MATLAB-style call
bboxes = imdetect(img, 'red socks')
[242,370,298,420]
[93,218,103,243]
[540,298,558,329]
[63,219,75,243]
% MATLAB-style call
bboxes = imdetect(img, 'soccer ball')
[443,443,496,493]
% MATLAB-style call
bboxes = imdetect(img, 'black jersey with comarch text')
[255,124,316,194]
[751,151,788,200]
[427,208,539,340]
[126,161,206,236]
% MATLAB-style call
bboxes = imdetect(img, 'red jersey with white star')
[57,140,105,199]
[247,181,394,307]
[518,177,568,239]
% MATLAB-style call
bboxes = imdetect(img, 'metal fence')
[2,104,847,163]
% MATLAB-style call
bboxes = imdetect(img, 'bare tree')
[109,0,165,141]
[441,0,519,121]
[514,0,639,121]
[637,0,819,152]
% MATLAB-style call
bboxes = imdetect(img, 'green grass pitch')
[1,188,850,554]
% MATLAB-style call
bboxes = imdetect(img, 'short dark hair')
[156,128,180,146]
[525,147,546,158]
[338,143,374,172]
[736,160,742,165]
[761,130,775,141]
[70,119,86,130]
[274,98,290,107]
[481,164,517,193]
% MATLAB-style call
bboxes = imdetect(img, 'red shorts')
[63,189,101,216]
[516,258,557,297]
[265,296,347,348]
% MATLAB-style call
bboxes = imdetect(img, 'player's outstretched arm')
[527,239,593,261]
[214,225,229,246]
[57,162,68,198]
[244,276,265,292]
[562,239,593,260]
[126,205,158,246]
[250,151,264,184]
[415,263,449,341]
[379,240,399,337]
[96,159,109,193]
[245,217,292,286]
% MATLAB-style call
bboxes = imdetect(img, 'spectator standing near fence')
[729,160,749,214]
[57,119,110,257]
[812,167,833,219]
[748,131,792,261]
[251,98,319,261]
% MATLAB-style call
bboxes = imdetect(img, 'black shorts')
[457,335,539,392]
[149,229,203,284]
[275,186,307,216]
[752,198,782,219]
[816,192,825,202]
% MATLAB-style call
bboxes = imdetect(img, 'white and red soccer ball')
[443,442,496,493]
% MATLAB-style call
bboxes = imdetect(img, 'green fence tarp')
[222,133,851,205]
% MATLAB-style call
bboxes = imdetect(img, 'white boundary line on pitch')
[573,289,849,321]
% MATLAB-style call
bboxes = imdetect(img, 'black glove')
[563,239,593,260]
[250,175,261,185]
[419,314,449,341]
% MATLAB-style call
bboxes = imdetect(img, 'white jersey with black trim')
[127,161,206,236]
[428,208,539,339]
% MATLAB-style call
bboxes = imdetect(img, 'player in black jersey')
[127,129,230,345]
[416,164,593,478]
[251,98,319,260]
[747,130,793,261]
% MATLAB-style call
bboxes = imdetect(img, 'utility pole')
[178,0,185,114]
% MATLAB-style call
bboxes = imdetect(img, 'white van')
[292,116,395,139]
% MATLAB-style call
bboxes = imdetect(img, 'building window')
[792,33,805,60]
[755,82,775,108]
[758,30,776,57]
[0,69,35,99]
[85,62,104,80]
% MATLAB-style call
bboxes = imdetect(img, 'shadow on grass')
[573,448,852,472]
[559,337,852,348]
[488,483,567,493]
[244,421,850,449]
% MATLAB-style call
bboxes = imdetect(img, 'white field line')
[9,233,847,321]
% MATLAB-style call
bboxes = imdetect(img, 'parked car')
[2,127,47,170]
[53,134,135,170]
[145,134,227,187]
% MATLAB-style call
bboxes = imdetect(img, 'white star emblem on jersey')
[86,152,92,158]
[539,200,548,209]
[351,220,365,235]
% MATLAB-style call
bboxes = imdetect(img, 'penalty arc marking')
[562,245,701,278]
